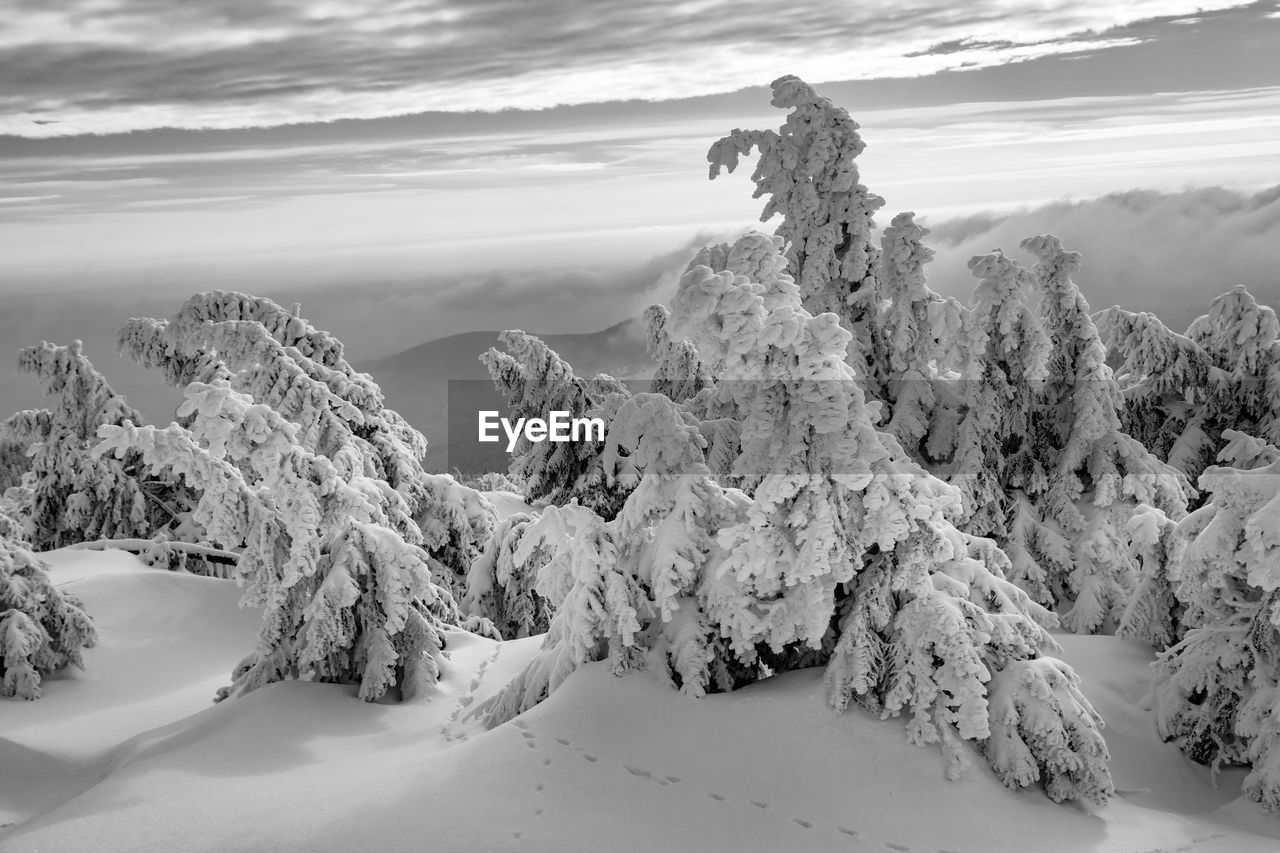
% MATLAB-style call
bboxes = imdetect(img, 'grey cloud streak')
[1,0,1260,135]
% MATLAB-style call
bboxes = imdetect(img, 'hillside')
[359,319,653,473]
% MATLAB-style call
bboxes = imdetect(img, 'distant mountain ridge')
[357,318,653,473]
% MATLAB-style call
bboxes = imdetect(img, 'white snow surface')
[3,549,1280,852]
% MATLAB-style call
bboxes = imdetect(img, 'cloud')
[0,0,1261,136]
[919,185,1280,331]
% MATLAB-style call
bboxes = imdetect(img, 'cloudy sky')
[2,0,1280,414]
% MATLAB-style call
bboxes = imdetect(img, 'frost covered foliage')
[0,438,30,492]
[873,212,966,460]
[1009,236,1186,633]
[951,251,1051,542]
[1152,436,1280,812]
[1099,285,1280,484]
[488,234,1113,806]
[643,304,711,404]
[0,341,169,550]
[461,512,552,640]
[417,473,497,602]
[120,291,490,583]
[96,381,454,702]
[485,392,748,723]
[708,75,885,379]
[1116,505,1184,649]
[482,330,632,519]
[0,533,96,699]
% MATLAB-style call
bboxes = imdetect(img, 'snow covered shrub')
[482,329,633,519]
[1151,435,1280,811]
[487,234,1114,806]
[0,533,96,699]
[96,379,456,703]
[0,341,171,550]
[461,512,553,640]
[0,437,29,493]
[708,74,886,380]
[1099,285,1280,484]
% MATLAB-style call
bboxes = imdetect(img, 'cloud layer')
[922,185,1280,332]
[0,0,1257,136]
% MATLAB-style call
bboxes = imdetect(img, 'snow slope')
[3,550,1280,852]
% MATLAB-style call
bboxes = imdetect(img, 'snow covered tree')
[460,512,553,640]
[1,532,96,699]
[0,341,170,550]
[487,234,1113,806]
[1007,235,1187,633]
[643,304,711,404]
[872,212,966,460]
[96,380,454,702]
[485,391,748,722]
[120,292,491,585]
[708,75,886,380]
[1115,505,1184,649]
[1151,434,1280,812]
[482,330,632,519]
[1099,286,1280,485]
[950,250,1051,545]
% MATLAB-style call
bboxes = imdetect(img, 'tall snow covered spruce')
[1152,433,1280,812]
[872,212,966,461]
[708,75,886,382]
[1,530,96,700]
[0,341,170,550]
[487,233,1113,806]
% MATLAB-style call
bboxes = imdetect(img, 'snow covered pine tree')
[100,293,490,701]
[1152,432,1280,812]
[1,528,96,700]
[487,232,1113,806]
[0,341,170,550]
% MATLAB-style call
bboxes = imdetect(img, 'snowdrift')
[2,549,1279,852]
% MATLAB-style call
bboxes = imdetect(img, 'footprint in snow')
[837,827,859,838]
[793,819,813,829]
[885,844,911,852]
[750,800,769,810]
[708,793,727,802]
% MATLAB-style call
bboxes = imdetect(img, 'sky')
[2,0,1280,414]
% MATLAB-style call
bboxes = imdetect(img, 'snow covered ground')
[3,547,1280,852]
